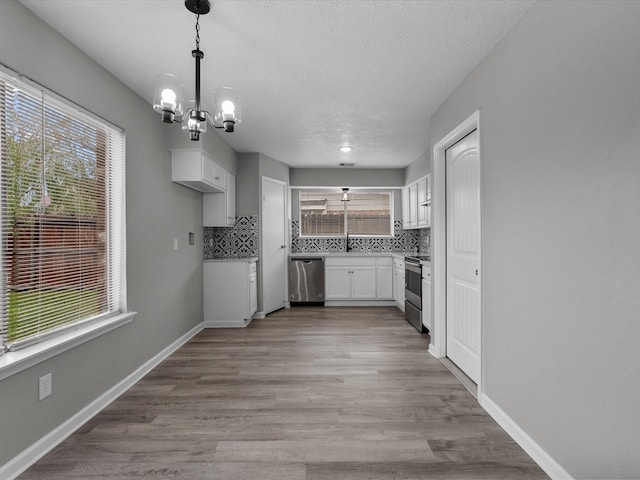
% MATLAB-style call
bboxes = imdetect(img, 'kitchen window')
[299,190,392,237]
[0,67,127,355]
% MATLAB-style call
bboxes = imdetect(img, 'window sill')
[0,312,136,382]
[298,235,395,239]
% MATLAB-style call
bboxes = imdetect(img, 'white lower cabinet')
[376,257,393,300]
[325,256,392,301]
[325,265,376,299]
[422,263,432,331]
[204,259,257,327]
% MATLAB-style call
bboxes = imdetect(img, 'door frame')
[260,176,289,315]
[430,110,483,393]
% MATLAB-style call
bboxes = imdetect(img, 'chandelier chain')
[195,13,200,50]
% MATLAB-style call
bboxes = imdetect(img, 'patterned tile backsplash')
[290,220,430,255]
[205,217,430,259]
[204,215,259,259]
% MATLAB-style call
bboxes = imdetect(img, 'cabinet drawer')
[376,256,392,266]
[325,256,376,266]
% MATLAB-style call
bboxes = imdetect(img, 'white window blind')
[0,68,126,351]
[299,190,392,236]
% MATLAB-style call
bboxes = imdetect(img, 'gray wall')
[259,153,290,184]
[0,0,230,467]
[290,167,404,187]
[429,1,640,477]
[236,153,260,216]
[404,150,430,185]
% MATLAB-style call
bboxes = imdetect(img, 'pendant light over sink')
[152,0,241,140]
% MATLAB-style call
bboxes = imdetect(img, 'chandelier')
[152,0,240,141]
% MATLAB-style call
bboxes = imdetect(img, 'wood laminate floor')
[20,307,548,479]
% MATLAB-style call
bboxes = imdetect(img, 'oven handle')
[405,262,421,275]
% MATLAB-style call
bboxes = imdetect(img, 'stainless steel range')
[404,255,429,332]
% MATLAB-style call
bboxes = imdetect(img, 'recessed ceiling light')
[339,145,353,153]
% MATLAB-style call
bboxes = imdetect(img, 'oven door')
[404,261,422,307]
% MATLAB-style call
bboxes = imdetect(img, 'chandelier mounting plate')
[185,0,210,15]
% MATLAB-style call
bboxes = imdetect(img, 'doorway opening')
[430,110,482,396]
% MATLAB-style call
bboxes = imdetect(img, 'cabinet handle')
[215,176,220,180]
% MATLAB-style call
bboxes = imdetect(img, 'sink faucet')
[346,231,351,252]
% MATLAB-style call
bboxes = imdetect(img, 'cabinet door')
[226,172,236,226]
[408,182,418,228]
[249,271,257,318]
[393,267,404,306]
[402,186,410,229]
[422,275,431,331]
[325,266,351,299]
[201,153,216,185]
[417,176,428,227]
[351,266,377,299]
[211,160,226,191]
[377,265,393,299]
[203,192,225,227]
[425,174,432,228]
[393,268,401,303]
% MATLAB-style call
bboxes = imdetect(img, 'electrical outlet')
[173,238,178,251]
[39,373,52,400]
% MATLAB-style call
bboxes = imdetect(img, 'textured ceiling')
[19,0,533,168]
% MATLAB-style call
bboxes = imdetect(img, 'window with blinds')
[299,190,392,236]
[0,67,126,351]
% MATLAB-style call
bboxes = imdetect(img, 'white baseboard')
[203,318,253,328]
[324,300,396,307]
[428,344,443,358]
[480,393,573,480]
[0,322,205,480]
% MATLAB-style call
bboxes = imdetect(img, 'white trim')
[0,321,204,480]
[203,318,253,328]
[431,110,482,393]
[324,300,396,307]
[480,393,573,480]
[0,312,136,382]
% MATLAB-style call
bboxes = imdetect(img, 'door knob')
[281,245,287,249]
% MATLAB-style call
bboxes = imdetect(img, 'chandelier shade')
[153,74,184,124]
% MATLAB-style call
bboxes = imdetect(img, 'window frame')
[0,64,132,377]
[296,187,395,238]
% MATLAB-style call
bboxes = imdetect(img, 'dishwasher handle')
[290,257,324,263]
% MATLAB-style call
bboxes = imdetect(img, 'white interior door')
[261,177,288,314]
[445,129,481,383]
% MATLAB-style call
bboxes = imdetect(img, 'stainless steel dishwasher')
[288,257,325,305]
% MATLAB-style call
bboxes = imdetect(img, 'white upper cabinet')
[403,174,431,229]
[203,172,236,227]
[171,148,226,193]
